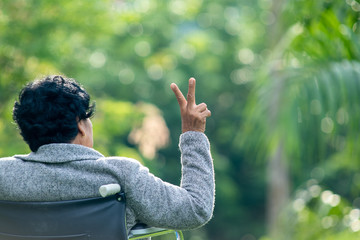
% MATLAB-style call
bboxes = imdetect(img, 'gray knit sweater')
[0,131,215,232]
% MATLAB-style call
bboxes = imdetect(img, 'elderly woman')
[0,75,214,232]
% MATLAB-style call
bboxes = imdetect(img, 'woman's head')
[13,75,95,152]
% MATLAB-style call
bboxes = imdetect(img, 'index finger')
[170,83,187,108]
[187,77,196,105]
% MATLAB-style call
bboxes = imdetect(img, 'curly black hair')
[13,75,95,152]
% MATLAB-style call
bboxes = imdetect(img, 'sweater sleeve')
[122,131,215,230]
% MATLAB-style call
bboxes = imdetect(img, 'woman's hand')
[170,78,211,133]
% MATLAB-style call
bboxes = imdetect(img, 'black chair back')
[0,193,127,240]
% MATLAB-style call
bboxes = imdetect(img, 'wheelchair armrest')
[128,223,167,237]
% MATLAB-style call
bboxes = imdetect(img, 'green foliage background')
[1,0,360,239]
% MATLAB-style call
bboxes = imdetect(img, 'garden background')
[1,0,360,239]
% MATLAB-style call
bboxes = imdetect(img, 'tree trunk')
[265,0,290,238]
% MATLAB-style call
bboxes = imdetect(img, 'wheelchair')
[0,184,184,240]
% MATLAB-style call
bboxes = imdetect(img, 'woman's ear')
[77,120,86,137]
[72,118,93,148]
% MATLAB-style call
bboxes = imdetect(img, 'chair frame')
[129,226,184,240]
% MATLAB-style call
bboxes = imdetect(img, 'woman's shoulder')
[95,155,146,173]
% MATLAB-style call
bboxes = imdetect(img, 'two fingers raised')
[170,78,200,108]
[170,78,196,108]
[170,78,211,132]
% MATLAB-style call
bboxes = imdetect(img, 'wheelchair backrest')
[0,193,127,240]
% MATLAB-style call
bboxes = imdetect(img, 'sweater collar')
[14,143,104,163]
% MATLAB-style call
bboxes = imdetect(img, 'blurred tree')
[241,0,360,238]
[262,0,290,237]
